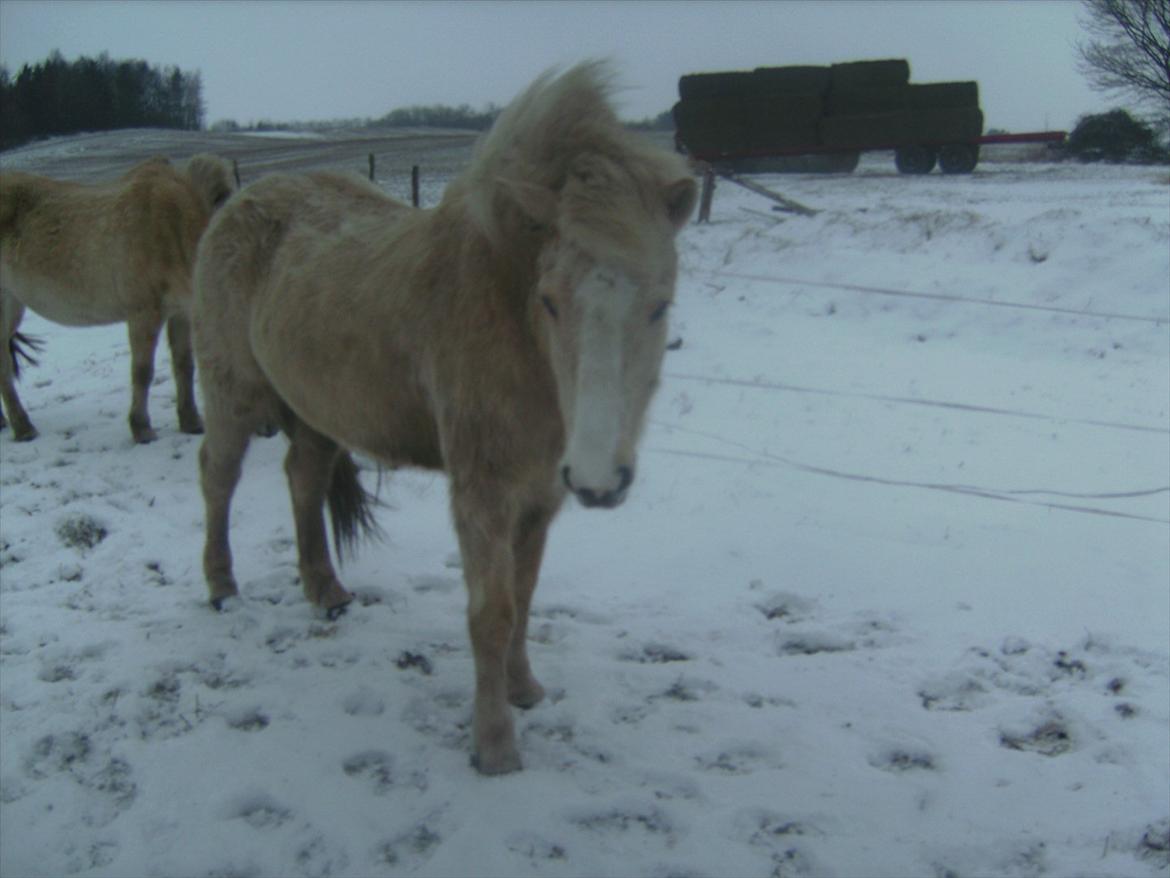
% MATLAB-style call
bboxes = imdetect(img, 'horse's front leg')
[0,293,36,441]
[166,312,203,434]
[453,488,522,775]
[507,501,558,709]
[126,313,162,443]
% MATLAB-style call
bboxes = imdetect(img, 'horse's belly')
[263,359,442,471]
[1,263,126,327]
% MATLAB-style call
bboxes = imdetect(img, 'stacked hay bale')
[820,61,982,150]
[674,65,827,159]
[673,59,984,171]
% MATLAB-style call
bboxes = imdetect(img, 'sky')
[0,0,1118,133]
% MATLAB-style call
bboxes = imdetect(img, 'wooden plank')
[717,171,818,217]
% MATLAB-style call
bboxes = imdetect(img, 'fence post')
[411,165,420,208]
[697,165,716,223]
[368,153,375,182]
[232,158,241,188]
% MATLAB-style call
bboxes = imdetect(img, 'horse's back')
[1,161,215,324]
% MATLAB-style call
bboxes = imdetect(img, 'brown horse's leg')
[199,410,253,608]
[166,313,203,435]
[284,419,353,613]
[453,488,522,774]
[507,502,556,709]
[0,293,36,441]
[126,314,162,443]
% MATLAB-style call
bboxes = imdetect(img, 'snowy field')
[1,154,1167,878]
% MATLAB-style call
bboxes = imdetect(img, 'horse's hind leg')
[126,313,163,443]
[0,293,36,441]
[283,419,353,614]
[166,312,203,434]
[199,407,254,609]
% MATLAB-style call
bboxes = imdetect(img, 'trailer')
[672,60,1066,175]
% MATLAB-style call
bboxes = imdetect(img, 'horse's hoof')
[470,749,523,776]
[209,590,239,611]
[132,428,158,444]
[508,677,546,710]
[13,426,38,442]
[325,603,348,622]
[180,418,205,435]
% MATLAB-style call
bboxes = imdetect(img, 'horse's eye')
[540,295,559,319]
[649,301,670,323]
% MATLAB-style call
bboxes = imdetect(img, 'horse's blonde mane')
[449,61,686,249]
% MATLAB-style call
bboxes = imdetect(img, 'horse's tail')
[327,451,383,562]
[9,332,45,379]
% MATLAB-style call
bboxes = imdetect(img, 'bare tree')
[1077,0,1170,121]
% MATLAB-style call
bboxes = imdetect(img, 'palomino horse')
[0,154,237,442]
[192,63,696,774]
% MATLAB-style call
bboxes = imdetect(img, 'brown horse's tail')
[327,451,383,562]
[9,332,44,379]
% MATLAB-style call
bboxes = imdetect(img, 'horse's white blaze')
[564,267,636,493]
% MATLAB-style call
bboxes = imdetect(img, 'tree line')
[0,51,204,150]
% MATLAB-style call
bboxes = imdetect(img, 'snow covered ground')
[1,155,1167,878]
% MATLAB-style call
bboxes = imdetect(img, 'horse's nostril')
[616,465,633,492]
[563,464,632,508]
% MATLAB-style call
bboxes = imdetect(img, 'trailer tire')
[895,145,937,174]
[938,143,979,174]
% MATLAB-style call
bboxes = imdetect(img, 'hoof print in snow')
[743,812,822,878]
[869,748,937,773]
[26,732,93,779]
[775,631,855,656]
[395,650,434,675]
[294,831,350,876]
[620,643,691,664]
[572,805,674,840]
[917,675,988,712]
[695,742,776,775]
[378,823,442,867]
[1114,702,1138,719]
[226,709,269,732]
[650,677,713,703]
[343,751,397,794]
[1052,650,1088,678]
[228,793,292,829]
[1138,819,1170,868]
[755,591,816,623]
[55,513,107,551]
[342,687,386,717]
[506,832,568,863]
[999,719,1073,757]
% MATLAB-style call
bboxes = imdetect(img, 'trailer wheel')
[895,145,937,174]
[939,143,979,174]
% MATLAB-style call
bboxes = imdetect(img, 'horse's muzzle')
[562,464,633,509]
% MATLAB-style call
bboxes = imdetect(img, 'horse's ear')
[498,177,558,226]
[663,177,697,230]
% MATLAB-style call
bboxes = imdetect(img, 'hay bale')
[674,94,822,154]
[906,82,980,110]
[829,59,911,90]
[819,107,984,150]
[909,106,984,142]
[752,66,831,96]
[678,71,756,100]
[819,112,911,150]
[826,86,909,116]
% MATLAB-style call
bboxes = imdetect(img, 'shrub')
[1066,109,1166,163]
